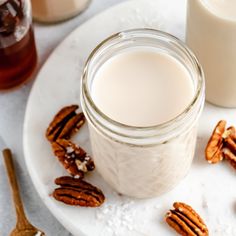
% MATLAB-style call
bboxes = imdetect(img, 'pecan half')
[205,121,236,170]
[52,139,95,177]
[57,112,85,140]
[205,120,226,164]
[165,202,209,236]
[46,105,85,142]
[53,176,105,207]
[223,127,236,169]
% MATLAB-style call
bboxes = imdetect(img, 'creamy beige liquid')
[202,0,236,20]
[88,48,197,198]
[92,49,194,127]
[186,0,236,107]
[31,0,90,23]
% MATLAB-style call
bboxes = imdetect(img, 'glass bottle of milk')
[186,0,236,107]
[31,0,90,23]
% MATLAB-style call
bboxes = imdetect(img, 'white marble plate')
[23,0,236,235]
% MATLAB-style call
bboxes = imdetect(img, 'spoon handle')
[3,149,30,229]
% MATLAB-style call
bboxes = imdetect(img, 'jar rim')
[82,28,204,133]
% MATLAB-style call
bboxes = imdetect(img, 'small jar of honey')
[0,0,37,90]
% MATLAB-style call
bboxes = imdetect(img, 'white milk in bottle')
[186,0,236,107]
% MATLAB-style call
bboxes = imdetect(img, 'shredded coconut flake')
[34,232,43,236]
[66,146,74,153]
[154,204,161,209]
[75,159,87,172]
[96,198,136,235]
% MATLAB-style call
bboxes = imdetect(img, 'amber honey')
[0,0,37,90]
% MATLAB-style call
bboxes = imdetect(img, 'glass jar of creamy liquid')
[186,0,236,107]
[31,0,90,23]
[81,29,205,198]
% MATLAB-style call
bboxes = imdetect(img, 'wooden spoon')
[3,149,45,236]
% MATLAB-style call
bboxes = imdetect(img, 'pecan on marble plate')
[205,120,236,170]
[53,176,105,207]
[165,202,209,236]
[46,105,85,142]
[223,126,236,170]
[52,139,95,177]
[205,120,226,164]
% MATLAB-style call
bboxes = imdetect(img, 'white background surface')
[1,0,236,236]
[0,1,126,235]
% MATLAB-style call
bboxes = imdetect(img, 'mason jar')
[81,29,205,198]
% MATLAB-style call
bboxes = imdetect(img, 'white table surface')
[0,1,127,235]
